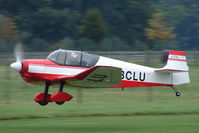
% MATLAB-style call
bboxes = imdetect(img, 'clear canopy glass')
[47,49,99,67]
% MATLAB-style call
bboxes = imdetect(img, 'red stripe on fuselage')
[110,80,172,88]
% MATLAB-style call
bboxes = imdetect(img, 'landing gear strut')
[50,81,73,105]
[55,82,65,105]
[170,86,181,97]
[35,82,51,106]
[34,81,73,106]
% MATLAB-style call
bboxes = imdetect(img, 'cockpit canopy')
[47,49,99,67]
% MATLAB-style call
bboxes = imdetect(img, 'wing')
[55,66,122,88]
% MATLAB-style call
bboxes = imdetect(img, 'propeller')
[14,42,24,62]
[10,43,24,71]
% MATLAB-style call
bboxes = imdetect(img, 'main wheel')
[176,92,181,97]
[55,101,65,105]
[38,101,48,106]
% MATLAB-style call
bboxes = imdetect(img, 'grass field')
[0,64,198,132]
[0,115,199,133]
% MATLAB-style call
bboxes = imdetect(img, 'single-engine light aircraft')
[10,47,190,106]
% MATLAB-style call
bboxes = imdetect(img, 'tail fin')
[156,50,189,72]
[155,50,190,85]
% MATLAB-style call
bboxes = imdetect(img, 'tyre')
[38,101,48,106]
[55,101,65,105]
[176,92,181,97]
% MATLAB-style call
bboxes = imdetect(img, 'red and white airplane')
[10,47,190,106]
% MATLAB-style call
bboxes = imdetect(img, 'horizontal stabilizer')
[155,68,188,73]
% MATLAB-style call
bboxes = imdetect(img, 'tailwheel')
[170,86,181,97]
[55,101,65,105]
[176,92,181,97]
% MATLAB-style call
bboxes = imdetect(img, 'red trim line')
[168,58,186,62]
[110,80,171,88]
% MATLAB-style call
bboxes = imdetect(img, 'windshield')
[47,49,99,67]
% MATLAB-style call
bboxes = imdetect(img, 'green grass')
[0,64,198,132]
[0,115,199,133]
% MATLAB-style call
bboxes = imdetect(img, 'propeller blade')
[14,43,24,62]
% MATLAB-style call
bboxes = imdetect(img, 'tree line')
[0,0,198,52]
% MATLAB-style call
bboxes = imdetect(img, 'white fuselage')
[95,56,184,86]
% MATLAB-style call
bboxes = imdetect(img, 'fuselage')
[19,56,172,88]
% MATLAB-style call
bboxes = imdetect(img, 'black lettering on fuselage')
[133,72,138,81]
[126,71,132,80]
[139,72,146,81]
[121,71,124,79]
[122,71,146,82]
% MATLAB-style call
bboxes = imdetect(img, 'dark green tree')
[79,0,154,50]
[80,8,108,49]
[156,0,199,50]
[0,0,156,51]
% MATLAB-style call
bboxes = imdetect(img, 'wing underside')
[55,66,122,88]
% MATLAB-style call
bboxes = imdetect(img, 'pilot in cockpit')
[66,52,80,66]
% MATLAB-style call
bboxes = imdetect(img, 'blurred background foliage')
[0,0,198,52]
